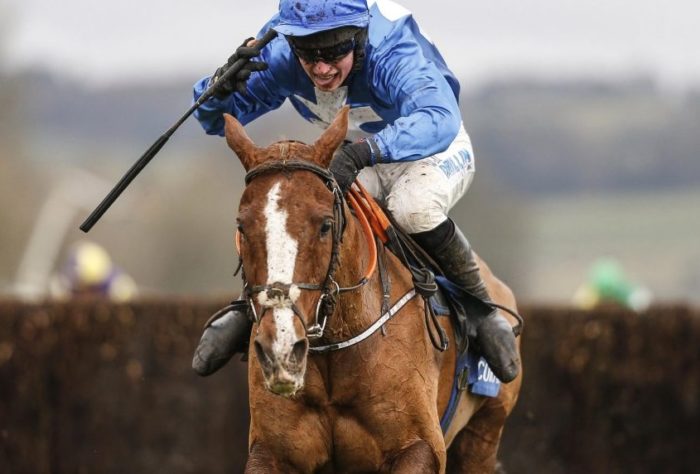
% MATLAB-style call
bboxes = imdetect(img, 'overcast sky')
[1,0,698,90]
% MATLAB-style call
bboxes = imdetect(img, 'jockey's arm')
[369,34,462,163]
[192,35,291,136]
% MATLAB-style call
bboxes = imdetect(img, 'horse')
[224,106,522,473]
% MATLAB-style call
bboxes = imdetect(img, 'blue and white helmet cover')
[275,0,370,36]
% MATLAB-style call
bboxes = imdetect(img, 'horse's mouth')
[265,376,303,397]
[259,361,306,397]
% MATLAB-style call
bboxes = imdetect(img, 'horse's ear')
[224,113,260,170]
[313,106,349,168]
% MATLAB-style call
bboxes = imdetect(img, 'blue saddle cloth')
[432,276,501,433]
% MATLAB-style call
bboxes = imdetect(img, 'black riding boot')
[192,300,252,376]
[412,219,520,383]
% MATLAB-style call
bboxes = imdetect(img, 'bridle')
[238,157,376,341]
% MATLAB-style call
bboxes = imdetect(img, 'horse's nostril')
[291,339,308,364]
[254,339,273,366]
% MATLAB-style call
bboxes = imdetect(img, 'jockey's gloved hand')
[212,37,269,99]
[329,140,377,193]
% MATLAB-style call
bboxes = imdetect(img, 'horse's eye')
[320,218,333,237]
[237,222,245,236]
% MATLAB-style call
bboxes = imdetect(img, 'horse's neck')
[327,210,410,341]
[326,211,383,339]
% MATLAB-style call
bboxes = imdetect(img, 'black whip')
[79,29,278,232]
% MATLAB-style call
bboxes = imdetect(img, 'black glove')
[329,140,376,193]
[212,37,269,99]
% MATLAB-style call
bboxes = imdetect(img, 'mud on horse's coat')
[225,106,523,473]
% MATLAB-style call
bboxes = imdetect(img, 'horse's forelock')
[250,141,316,168]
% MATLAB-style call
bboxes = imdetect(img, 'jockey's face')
[298,51,354,91]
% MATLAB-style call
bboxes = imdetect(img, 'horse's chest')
[308,348,438,470]
[328,414,386,470]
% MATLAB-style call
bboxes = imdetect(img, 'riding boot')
[411,219,520,383]
[192,300,252,376]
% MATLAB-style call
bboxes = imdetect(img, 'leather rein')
[237,159,379,342]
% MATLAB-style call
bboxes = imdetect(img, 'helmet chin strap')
[351,27,368,74]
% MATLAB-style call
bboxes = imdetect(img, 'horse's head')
[225,107,349,397]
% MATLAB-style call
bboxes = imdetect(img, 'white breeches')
[357,123,475,234]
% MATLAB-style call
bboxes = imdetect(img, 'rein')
[237,159,378,341]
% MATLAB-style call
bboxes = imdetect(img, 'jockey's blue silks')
[193,0,461,163]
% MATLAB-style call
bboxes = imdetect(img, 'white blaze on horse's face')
[257,182,301,306]
[255,181,306,396]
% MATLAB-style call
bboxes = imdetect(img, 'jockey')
[49,241,137,302]
[191,0,520,383]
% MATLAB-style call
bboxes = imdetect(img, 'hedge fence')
[0,300,698,473]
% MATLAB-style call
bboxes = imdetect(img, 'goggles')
[291,38,355,64]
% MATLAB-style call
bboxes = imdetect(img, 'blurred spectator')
[49,241,137,302]
[573,258,652,312]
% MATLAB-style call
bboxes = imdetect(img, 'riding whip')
[79,29,278,233]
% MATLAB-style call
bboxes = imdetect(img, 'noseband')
[240,159,370,340]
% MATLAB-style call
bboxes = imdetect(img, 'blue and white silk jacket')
[193,0,462,163]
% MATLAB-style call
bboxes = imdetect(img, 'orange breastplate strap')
[348,182,391,244]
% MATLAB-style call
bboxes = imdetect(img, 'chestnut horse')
[225,107,522,473]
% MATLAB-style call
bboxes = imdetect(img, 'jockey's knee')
[386,192,446,234]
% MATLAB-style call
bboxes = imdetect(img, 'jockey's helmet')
[69,241,113,287]
[275,0,370,37]
[275,0,370,70]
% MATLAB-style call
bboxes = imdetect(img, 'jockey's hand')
[212,37,269,99]
[329,140,375,194]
